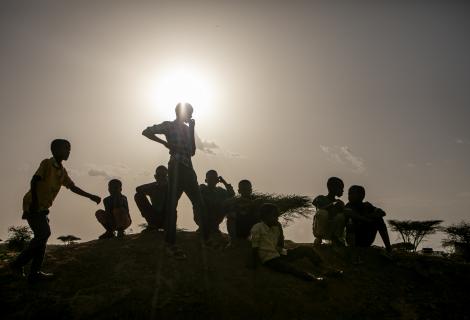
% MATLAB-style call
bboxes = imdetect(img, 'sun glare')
[145,66,215,120]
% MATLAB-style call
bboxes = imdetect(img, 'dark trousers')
[166,161,207,245]
[264,247,322,280]
[134,193,165,229]
[13,214,51,274]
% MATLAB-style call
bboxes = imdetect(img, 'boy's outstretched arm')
[70,185,101,204]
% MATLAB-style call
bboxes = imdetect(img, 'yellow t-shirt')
[250,222,283,263]
[22,158,75,213]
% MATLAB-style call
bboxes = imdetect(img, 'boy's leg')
[331,213,346,245]
[226,216,237,241]
[95,210,112,231]
[13,214,51,274]
[134,193,159,227]
[313,211,329,244]
[285,246,322,265]
[264,257,314,281]
[95,210,115,239]
[165,161,184,245]
[181,165,209,241]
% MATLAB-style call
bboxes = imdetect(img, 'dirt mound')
[1,231,469,320]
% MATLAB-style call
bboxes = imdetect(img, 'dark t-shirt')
[345,202,386,246]
[227,196,260,238]
[200,184,235,215]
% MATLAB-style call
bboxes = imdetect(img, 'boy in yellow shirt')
[10,139,101,283]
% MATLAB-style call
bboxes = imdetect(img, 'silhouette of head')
[154,166,168,185]
[259,203,279,226]
[205,170,219,188]
[348,185,365,204]
[51,139,71,161]
[327,177,344,197]
[238,179,252,198]
[175,102,193,123]
[108,179,122,196]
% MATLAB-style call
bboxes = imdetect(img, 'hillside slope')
[1,231,469,320]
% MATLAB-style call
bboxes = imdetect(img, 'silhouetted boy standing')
[10,139,101,283]
[142,103,207,259]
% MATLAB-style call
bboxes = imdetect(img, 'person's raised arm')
[219,176,235,196]
[70,185,101,204]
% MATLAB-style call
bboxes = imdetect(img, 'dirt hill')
[1,231,469,320]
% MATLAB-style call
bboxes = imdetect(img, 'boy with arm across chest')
[142,103,208,259]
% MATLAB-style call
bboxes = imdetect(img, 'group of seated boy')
[94,168,392,281]
[94,166,259,245]
[312,177,392,252]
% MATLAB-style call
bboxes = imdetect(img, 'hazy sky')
[1,1,469,249]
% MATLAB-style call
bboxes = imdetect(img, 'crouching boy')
[96,179,131,239]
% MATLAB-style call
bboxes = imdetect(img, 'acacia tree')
[57,235,81,246]
[236,193,313,226]
[6,226,33,251]
[442,221,470,260]
[387,219,442,252]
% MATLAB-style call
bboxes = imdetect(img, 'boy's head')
[259,203,279,226]
[108,179,122,196]
[348,185,366,204]
[175,102,193,123]
[154,166,168,184]
[238,179,252,198]
[51,139,71,161]
[327,177,344,197]
[205,170,219,188]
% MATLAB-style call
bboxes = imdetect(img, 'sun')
[145,65,215,120]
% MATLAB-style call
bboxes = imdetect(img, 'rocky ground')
[1,231,469,320]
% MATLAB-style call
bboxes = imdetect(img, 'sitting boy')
[226,180,260,242]
[96,179,131,239]
[10,139,101,283]
[251,203,334,282]
[199,170,235,235]
[345,185,392,252]
[312,177,347,246]
[134,165,168,231]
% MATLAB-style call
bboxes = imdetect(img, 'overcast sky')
[1,0,469,249]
